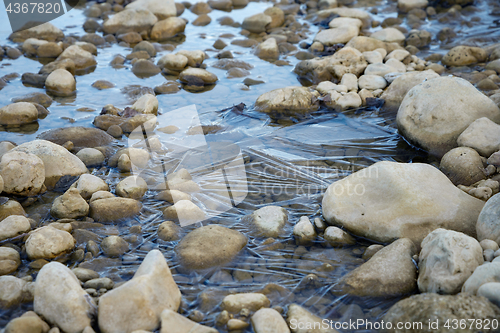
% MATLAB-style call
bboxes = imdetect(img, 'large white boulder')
[396,76,500,158]
[322,161,484,244]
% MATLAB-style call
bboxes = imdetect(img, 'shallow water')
[0,0,499,330]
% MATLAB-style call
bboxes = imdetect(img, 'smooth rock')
[477,193,500,244]
[370,28,405,44]
[0,200,26,222]
[0,215,31,242]
[242,13,272,33]
[126,0,176,19]
[89,197,142,222]
[0,102,38,126]
[293,216,316,244]
[243,206,288,237]
[157,54,188,71]
[157,221,181,241]
[442,46,488,67]
[0,247,21,275]
[358,74,387,90]
[314,26,359,46]
[132,94,158,115]
[418,228,483,294]
[159,309,217,333]
[179,68,218,85]
[0,151,45,196]
[286,304,338,333]
[34,262,96,333]
[337,238,417,297]
[0,276,31,308]
[457,117,500,157]
[175,225,247,269]
[101,236,129,257]
[132,60,161,78]
[12,140,88,189]
[396,76,500,158]
[323,226,355,246]
[103,9,158,34]
[51,188,89,219]
[26,226,75,259]
[477,282,500,307]
[440,147,486,186]
[221,293,270,313]
[9,22,64,42]
[56,45,97,71]
[255,87,319,114]
[163,200,205,225]
[37,127,114,148]
[45,69,76,97]
[462,262,500,294]
[116,176,148,200]
[11,92,52,108]
[322,161,484,244]
[76,148,105,167]
[398,0,428,12]
[72,174,109,200]
[251,308,290,333]
[98,250,181,333]
[255,38,279,60]
[150,17,186,41]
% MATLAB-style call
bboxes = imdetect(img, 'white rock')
[358,74,387,90]
[457,117,500,157]
[45,68,76,97]
[371,28,405,44]
[159,309,217,333]
[462,262,500,294]
[324,226,355,246]
[157,53,188,71]
[398,0,428,12]
[335,92,362,110]
[51,188,89,219]
[477,282,500,307]
[251,308,290,333]
[98,250,181,333]
[396,76,500,157]
[0,215,31,241]
[34,262,96,333]
[12,140,88,189]
[255,38,279,60]
[340,73,358,92]
[293,216,316,244]
[76,148,105,167]
[0,102,38,126]
[244,206,288,237]
[132,94,158,115]
[385,49,410,62]
[103,9,158,35]
[72,174,109,200]
[116,176,148,200]
[0,151,45,196]
[163,200,206,226]
[386,58,406,73]
[316,81,337,95]
[150,17,186,41]
[0,276,31,307]
[364,63,397,76]
[221,293,270,313]
[362,50,384,64]
[329,17,362,30]
[26,226,75,259]
[480,239,499,252]
[477,193,500,244]
[322,161,484,244]
[286,304,338,333]
[0,247,21,275]
[126,0,176,19]
[314,26,359,46]
[418,228,483,294]
[56,45,97,71]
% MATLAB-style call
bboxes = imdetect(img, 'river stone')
[160,309,218,333]
[12,92,52,108]
[51,188,89,219]
[179,68,218,85]
[346,36,400,53]
[255,86,319,114]
[109,148,150,168]
[132,59,161,78]
[45,68,76,97]
[293,216,316,245]
[163,200,206,225]
[22,38,47,55]
[442,46,488,67]
[418,228,483,294]
[175,225,247,269]
[243,206,288,237]
[314,26,359,46]
[56,45,97,71]
[150,17,186,41]
[76,148,105,167]
[439,147,486,186]
[101,236,129,257]
[0,151,45,196]
[358,74,387,90]
[370,28,405,44]
[242,13,272,33]
[0,215,31,242]
[364,63,399,76]
[12,140,88,189]
[398,0,428,12]
[287,304,338,333]
[157,53,188,71]
[89,197,142,222]
[155,189,191,203]
[126,0,176,19]
[477,193,500,244]
[34,262,95,333]
[26,226,75,259]
[462,262,500,294]
[324,226,355,246]
[38,127,114,148]
[396,76,500,158]
[116,176,148,200]
[176,50,206,67]
[157,221,181,241]
[380,70,440,112]
[9,22,64,42]
[381,293,500,333]
[322,161,484,244]
[329,17,363,30]
[255,38,279,60]
[0,174,3,194]
[457,117,500,157]
[252,308,290,333]
[0,200,26,222]
[336,238,417,297]
[103,9,158,34]
[222,293,270,313]
[0,276,31,308]
[98,250,181,333]
[294,47,367,84]
[132,94,158,115]
[477,282,500,307]
[72,174,109,200]
[0,247,21,275]
[0,102,38,126]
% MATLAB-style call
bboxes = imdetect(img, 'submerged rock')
[243,206,288,237]
[98,250,181,333]
[89,197,142,222]
[176,225,247,269]
[336,238,417,297]
[396,76,500,158]
[322,161,484,244]
[222,293,270,313]
[255,86,319,114]
[34,262,96,333]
